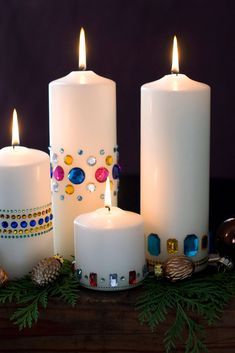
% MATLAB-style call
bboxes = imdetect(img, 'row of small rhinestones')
[0,226,53,239]
[0,203,52,214]
[0,208,52,219]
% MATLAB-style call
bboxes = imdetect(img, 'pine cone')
[163,255,194,282]
[0,267,8,286]
[31,257,62,286]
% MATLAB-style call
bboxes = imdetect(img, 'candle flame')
[79,27,86,70]
[104,177,112,209]
[12,109,20,146]
[171,36,179,74]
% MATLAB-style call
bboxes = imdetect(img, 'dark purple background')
[0,0,234,178]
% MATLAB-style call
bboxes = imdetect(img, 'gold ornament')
[163,255,194,282]
[0,267,8,286]
[154,263,163,278]
[31,256,62,286]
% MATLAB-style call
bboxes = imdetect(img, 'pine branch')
[0,259,80,329]
[136,270,235,353]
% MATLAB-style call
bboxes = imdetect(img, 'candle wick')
[105,205,111,212]
[171,70,179,76]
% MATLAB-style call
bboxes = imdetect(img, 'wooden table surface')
[0,285,235,353]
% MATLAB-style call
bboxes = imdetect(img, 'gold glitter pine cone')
[0,267,8,286]
[163,255,195,282]
[31,256,62,286]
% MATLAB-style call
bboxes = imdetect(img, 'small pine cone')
[31,257,62,286]
[0,267,8,286]
[163,255,194,282]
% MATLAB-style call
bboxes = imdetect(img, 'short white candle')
[0,110,53,278]
[49,28,118,258]
[74,178,146,291]
[141,37,210,271]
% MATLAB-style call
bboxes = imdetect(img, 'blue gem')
[68,167,85,184]
[21,221,27,228]
[50,163,53,178]
[38,218,44,225]
[30,220,36,227]
[11,221,18,228]
[45,216,49,223]
[184,234,199,257]
[112,164,121,179]
[50,214,53,220]
[2,221,8,228]
[147,233,160,256]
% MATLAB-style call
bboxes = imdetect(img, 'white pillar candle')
[0,110,53,278]
[74,179,146,291]
[49,28,118,258]
[141,37,210,272]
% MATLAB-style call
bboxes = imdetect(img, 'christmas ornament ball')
[216,218,235,259]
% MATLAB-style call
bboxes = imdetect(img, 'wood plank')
[0,287,235,352]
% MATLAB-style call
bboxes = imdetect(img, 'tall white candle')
[74,179,146,291]
[49,29,118,257]
[141,37,210,272]
[0,110,53,278]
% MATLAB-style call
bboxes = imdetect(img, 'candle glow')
[171,36,179,74]
[104,177,112,209]
[79,27,86,70]
[12,109,20,147]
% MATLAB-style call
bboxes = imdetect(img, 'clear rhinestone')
[51,153,58,163]
[101,278,105,282]
[60,195,64,201]
[87,156,97,166]
[109,274,118,287]
[120,276,125,281]
[59,148,64,154]
[52,181,59,192]
[77,195,83,201]
[86,183,96,192]
[100,149,105,155]
[100,194,104,200]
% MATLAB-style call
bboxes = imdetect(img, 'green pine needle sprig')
[0,258,79,330]
[136,270,235,353]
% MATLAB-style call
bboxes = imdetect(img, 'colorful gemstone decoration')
[0,204,53,239]
[201,235,208,249]
[51,153,58,163]
[76,269,82,280]
[109,274,118,287]
[65,184,74,195]
[105,155,113,166]
[184,234,199,257]
[112,164,121,179]
[129,271,136,285]
[68,167,85,184]
[52,181,59,192]
[53,166,64,181]
[95,167,109,183]
[89,273,97,287]
[59,148,64,154]
[77,149,83,155]
[100,149,105,155]
[86,183,96,192]
[147,233,160,256]
[60,195,64,201]
[77,195,83,201]
[167,238,178,254]
[50,163,53,178]
[64,154,73,165]
[87,156,97,166]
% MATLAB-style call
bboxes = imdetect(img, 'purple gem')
[112,164,121,180]
[53,166,64,181]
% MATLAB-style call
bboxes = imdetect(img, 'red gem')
[89,273,97,287]
[95,167,109,183]
[129,270,136,285]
